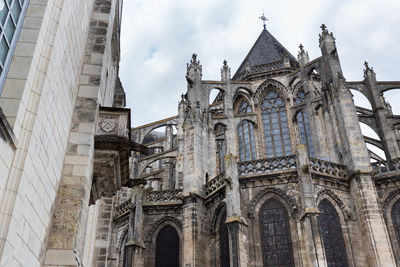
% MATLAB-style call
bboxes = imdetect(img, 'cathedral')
[0,0,400,266]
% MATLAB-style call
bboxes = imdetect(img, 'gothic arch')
[292,81,304,97]
[117,226,129,253]
[211,202,227,234]
[233,86,253,104]
[248,187,301,266]
[254,79,291,101]
[139,155,176,177]
[382,189,400,222]
[288,75,300,88]
[139,122,178,144]
[233,95,253,115]
[145,216,182,243]
[383,190,400,263]
[317,199,351,266]
[247,187,298,219]
[316,188,356,222]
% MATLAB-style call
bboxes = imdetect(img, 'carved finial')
[259,11,268,29]
[363,61,375,79]
[319,24,335,41]
[187,53,202,77]
[191,53,198,64]
[320,24,327,33]
[299,44,304,53]
[221,59,231,81]
[298,44,309,67]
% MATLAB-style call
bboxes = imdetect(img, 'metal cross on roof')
[259,12,268,29]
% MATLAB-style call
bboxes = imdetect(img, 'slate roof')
[233,28,297,79]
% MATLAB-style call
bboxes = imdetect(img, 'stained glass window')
[295,90,306,104]
[261,90,292,157]
[215,124,226,173]
[237,120,256,161]
[260,199,294,267]
[0,0,29,91]
[237,99,252,114]
[219,210,230,267]
[318,200,348,267]
[297,111,314,157]
[155,225,180,267]
[392,200,400,249]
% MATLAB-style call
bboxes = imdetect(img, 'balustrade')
[372,159,400,175]
[205,173,225,196]
[309,158,347,179]
[238,155,296,177]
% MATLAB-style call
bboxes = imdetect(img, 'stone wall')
[0,0,95,266]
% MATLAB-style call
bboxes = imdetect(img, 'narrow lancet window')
[238,120,256,161]
[295,90,314,157]
[260,199,294,266]
[219,210,230,267]
[296,111,314,157]
[261,90,291,157]
[318,199,348,267]
[238,99,252,114]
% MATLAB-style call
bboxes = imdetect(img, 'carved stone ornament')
[99,118,117,133]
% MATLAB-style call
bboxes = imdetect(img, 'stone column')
[364,63,400,159]
[222,61,249,267]
[125,179,146,267]
[296,144,326,267]
[319,25,396,266]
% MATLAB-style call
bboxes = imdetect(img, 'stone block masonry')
[0,0,96,266]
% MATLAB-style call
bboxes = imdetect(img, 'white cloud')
[120,0,400,127]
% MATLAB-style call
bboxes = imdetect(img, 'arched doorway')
[155,225,180,267]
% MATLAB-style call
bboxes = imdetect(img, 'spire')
[233,28,297,80]
[221,59,231,81]
[363,61,376,79]
[186,53,202,83]
[259,12,268,30]
[319,23,335,43]
[298,44,309,68]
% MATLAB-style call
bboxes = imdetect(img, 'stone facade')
[0,0,128,266]
[0,1,400,267]
[87,26,400,267]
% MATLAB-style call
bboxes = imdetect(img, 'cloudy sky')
[120,0,400,131]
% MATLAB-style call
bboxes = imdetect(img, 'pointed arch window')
[219,210,230,267]
[261,90,291,157]
[238,99,252,114]
[295,90,306,104]
[392,200,400,248]
[237,120,256,161]
[318,200,348,267]
[259,199,294,266]
[155,225,180,267]
[295,90,314,157]
[296,110,314,157]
